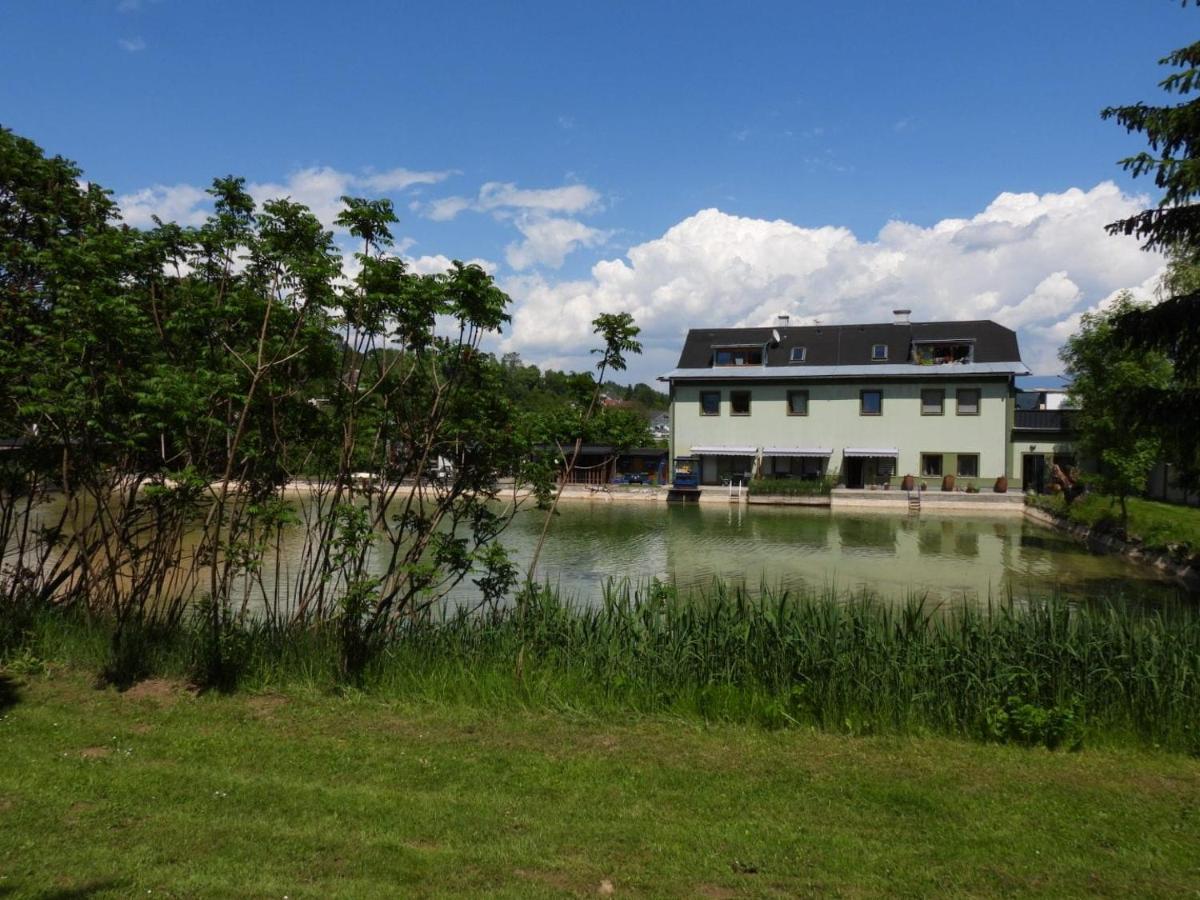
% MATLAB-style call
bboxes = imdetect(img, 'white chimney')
[893,308,911,325]
[776,313,790,327]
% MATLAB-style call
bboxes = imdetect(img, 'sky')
[1,1,1189,385]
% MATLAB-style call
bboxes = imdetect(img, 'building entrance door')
[845,457,864,489]
[1022,454,1046,494]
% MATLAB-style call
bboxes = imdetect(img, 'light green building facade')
[662,315,1049,490]
[670,377,1014,489]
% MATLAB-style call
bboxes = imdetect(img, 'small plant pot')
[941,474,956,492]
[994,475,1008,494]
[901,474,915,491]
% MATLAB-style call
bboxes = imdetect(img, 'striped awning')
[690,445,758,456]
[843,447,899,457]
[761,447,832,457]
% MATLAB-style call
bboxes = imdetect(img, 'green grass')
[1,670,1198,897]
[1030,493,1200,556]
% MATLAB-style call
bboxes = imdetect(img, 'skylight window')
[871,343,888,361]
[790,346,806,363]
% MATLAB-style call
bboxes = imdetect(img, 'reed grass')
[7,579,1200,752]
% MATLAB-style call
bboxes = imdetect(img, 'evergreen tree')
[1102,6,1200,486]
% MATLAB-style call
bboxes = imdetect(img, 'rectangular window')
[787,390,809,416]
[714,347,764,366]
[871,343,888,361]
[700,391,720,416]
[730,390,751,415]
[860,389,882,416]
[957,454,979,478]
[922,454,944,477]
[790,346,806,363]
[956,388,981,415]
[920,389,945,416]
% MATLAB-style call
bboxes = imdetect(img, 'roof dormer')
[711,343,765,367]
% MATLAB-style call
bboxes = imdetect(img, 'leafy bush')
[985,696,1084,750]
[749,475,834,497]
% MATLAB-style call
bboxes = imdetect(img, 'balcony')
[1013,409,1075,432]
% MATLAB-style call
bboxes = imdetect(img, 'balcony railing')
[1013,409,1074,432]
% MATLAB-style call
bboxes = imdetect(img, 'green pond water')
[488,502,1185,606]
[15,497,1188,608]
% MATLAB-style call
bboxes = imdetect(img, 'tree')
[1060,293,1173,531]
[0,127,562,684]
[526,313,642,581]
[1101,6,1200,486]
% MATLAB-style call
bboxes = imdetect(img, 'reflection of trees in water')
[745,508,831,551]
[954,528,979,559]
[834,515,897,555]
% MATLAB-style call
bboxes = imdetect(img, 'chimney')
[893,308,911,325]
[776,313,790,327]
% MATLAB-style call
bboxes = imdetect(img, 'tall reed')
[9,579,1200,751]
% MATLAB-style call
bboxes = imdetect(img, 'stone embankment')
[1023,504,1199,586]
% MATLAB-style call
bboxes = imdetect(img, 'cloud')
[505,216,610,270]
[405,254,499,276]
[419,179,607,269]
[993,271,1081,331]
[117,164,456,232]
[498,182,1166,380]
[118,36,146,52]
[117,183,210,227]
[425,196,473,222]
[420,181,601,222]
[358,167,455,192]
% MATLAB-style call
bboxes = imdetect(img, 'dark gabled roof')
[674,320,1022,369]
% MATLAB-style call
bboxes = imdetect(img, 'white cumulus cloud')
[117,183,210,227]
[498,182,1166,380]
[505,216,610,271]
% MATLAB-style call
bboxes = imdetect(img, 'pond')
[12,495,1188,610]
[494,502,1186,607]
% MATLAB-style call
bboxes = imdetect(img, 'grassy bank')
[7,583,1200,752]
[1030,493,1200,557]
[1,670,1198,897]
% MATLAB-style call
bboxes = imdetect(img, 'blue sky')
[1,1,1188,383]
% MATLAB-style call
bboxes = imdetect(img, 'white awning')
[690,445,758,456]
[761,447,832,457]
[843,447,899,457]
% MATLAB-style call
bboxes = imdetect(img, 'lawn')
[1,670,1198,898]
[1031,492,1200,555]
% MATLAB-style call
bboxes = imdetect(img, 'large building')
[661,310,1060,490]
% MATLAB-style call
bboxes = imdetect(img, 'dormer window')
[789,346,806,363]
[911,340,974,365]
[871,343,888,361]
[713,345,764,366]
